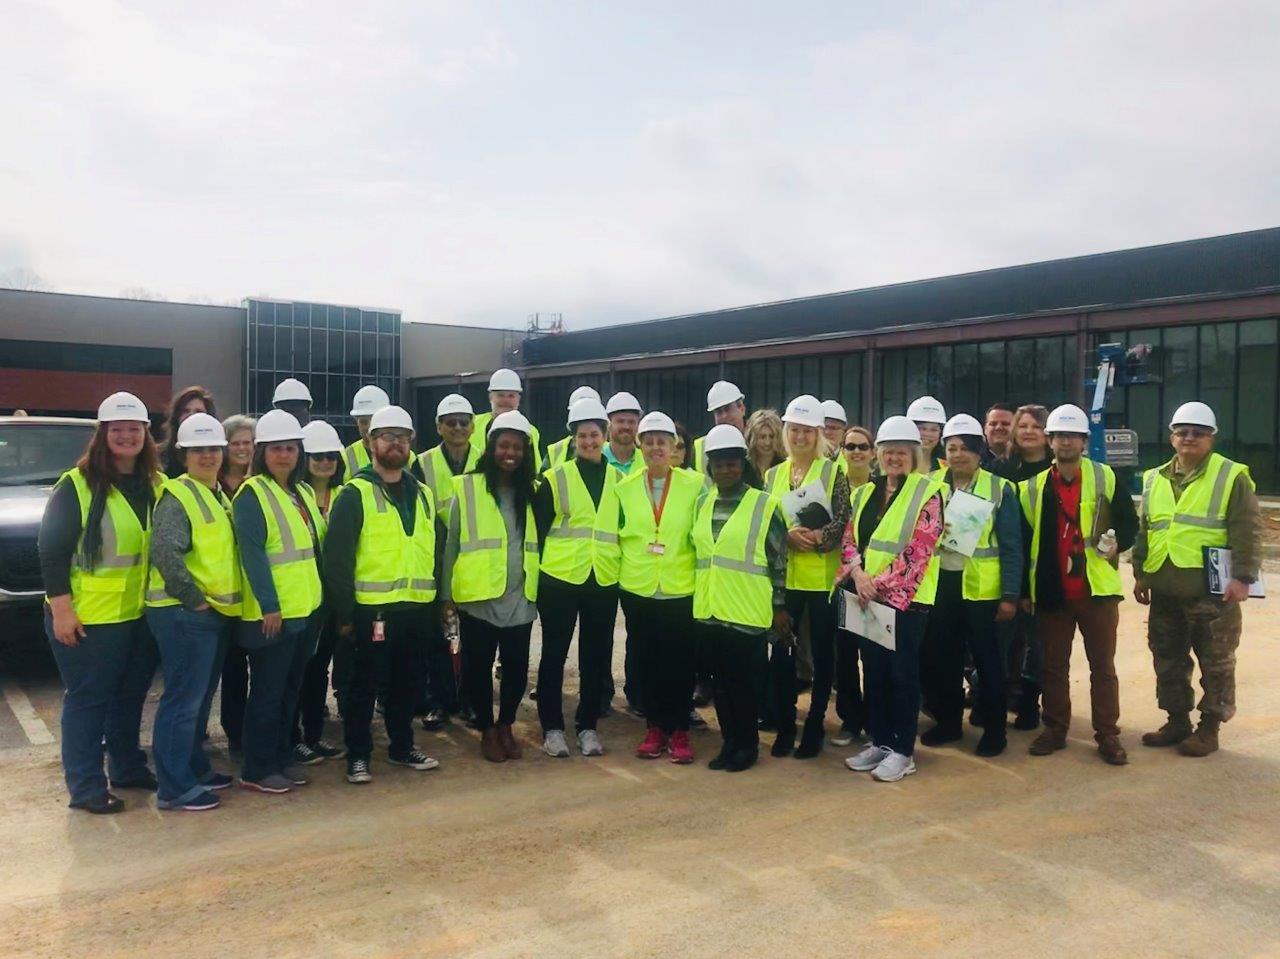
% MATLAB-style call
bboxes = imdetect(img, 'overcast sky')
[3,1,1278,330]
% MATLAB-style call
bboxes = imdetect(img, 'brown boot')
[497,724,523,760]
[1097,735,1128,765]
[481,727,506,763]
[1028,729,1067,755]
[1177,718,1220,757]
[1141,716,1192,747]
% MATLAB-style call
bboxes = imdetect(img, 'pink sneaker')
[668,730,694,764]
[636,726,667,759]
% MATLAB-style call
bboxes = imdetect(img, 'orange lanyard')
[647,472,671,529]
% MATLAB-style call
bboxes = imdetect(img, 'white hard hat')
[942,413,984,440]
[272,378,313,405]
[301,420,344,454]
[703,424,748,454]
[349,384,391,417]
[489,409,532,436]
[488,368,523,393]
[876,416,922,445]
[1169,401,1218,434]
[567,385,602,410]
[435,393,474,418]
[97,391,149,423]
[906,395,947,425]
[1045,404,1090,436]
[176,413,227,448]
[706,380,745,413]
[637,411,677,436]
[606,391,642,415]
[567,398,609,427]
[255,409,305,444]
[821,399,848,423]
[782,394,824,429]
[369,405,414,434]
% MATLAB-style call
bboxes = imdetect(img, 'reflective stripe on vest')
[235,475,323,621]
[614,467,701,598]
[422,444,478,519]
[1141,453,1250,572]
[850,472,941,606]
[349,477,437,604]
[930,468,1006,601]
[692,487,776,628]
[146,476,243,615]
[450,473,539,602]
[765,457,840,593]
[63,469,157,626]
[547,437,570,469]
[540,460,617,585]
[1019,458,1121,601]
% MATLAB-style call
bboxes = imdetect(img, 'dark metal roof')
[522,227,1280,365]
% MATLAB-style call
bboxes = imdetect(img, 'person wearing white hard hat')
[144,413,241,810]
[546,385,603,468]
[820,400,848,468]
[906,395,947,471]
[38,391,162,813]
[691,380,748,474]
[839,416,944,782]
[341,384,392,476]
[602,391,643,476]
[595,411,706,764]
[323,405,443,783]
[158,385,217,479]
[301,421,347,518]
[916,414,1023,758]
[1018,403,1137,766]
[692,424,791,771]
[442,409,540,763]
[1132,401,1261,758]
[414,394,480,527]
[232,409,325,794]
[272,378,313,425]
[470,369,543,473]
[761,395,850,760]
[529,396,618,757]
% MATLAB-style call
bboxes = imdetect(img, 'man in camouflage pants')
[1132,402,1261,757]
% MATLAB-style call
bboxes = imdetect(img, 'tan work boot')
[481,727,507,763]
[1028,729,1067,755]
[1097,735,1128,765]
[1141,716,1193,747]
[1177,718,1220,757]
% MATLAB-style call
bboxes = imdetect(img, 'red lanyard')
[647,471,672,528]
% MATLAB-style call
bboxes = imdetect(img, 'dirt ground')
[1,566,1279,959]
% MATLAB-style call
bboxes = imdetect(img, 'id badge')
[647,542,666,556]
[372,618,386,643]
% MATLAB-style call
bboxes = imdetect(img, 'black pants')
[219,643,248,746]
[699,624,764,754]
[834,626,865,736]
[920,571,1006,735]
[772,590,837,739]
[621,592,696,734]
[419,627,459,715]
[459,613,532,730]
[861,606,928,756]
[536,580,619,733]
[238,617,311,781]
[336,604,431,760]
[293,612,337,746]
[604,598,644,709]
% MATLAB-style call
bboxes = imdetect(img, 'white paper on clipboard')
[1204,547,1266,598]
[839,590,896,650]
[939,488,995,557]
[779,480,833,529]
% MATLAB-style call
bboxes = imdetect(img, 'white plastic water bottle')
[1096,528,1117,556]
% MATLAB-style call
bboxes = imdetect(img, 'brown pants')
[1039,598,1120,742]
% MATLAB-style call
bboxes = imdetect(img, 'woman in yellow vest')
[232,409,324,794]
[840,416,944,782]
[37,391,161,814]
[918,414,1022,758]
[441,410,540,763]
[693,425,790,772]
[595,411,705,763]
[763,395,850,759]
[144,413,241,811]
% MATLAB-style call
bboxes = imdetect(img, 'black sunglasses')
[309,451,340,461]
[843,442,871,452]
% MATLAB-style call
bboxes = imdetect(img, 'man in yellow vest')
[546,386,602,468]
[471,368,543,472]
[1132,401,1261,757]
[692,381,747,474]
[1019,404,1138,765]
[324,405,445,784]
[414,393,480,522]
[342,384,391,476]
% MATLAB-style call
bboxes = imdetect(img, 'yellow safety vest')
[344,476,437,605]
[765,457,841,593]
[540,459,618,586]
[1141,452,1251,572]
[547,437,571,469]
[62,469,160,626]
[146,476,242,616]
[692,487,778,629]
[850,472,943,606]
[1020,458,1123,602]
[605,467,702,598]
[419,444,479,518]
[235,475,324,621]
[692,436,706,474]
[929,467,1009,601]
[470,412,543,473]
[342,441,418,480]
[450,473,539,603]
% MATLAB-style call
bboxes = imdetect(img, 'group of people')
[37,366,1261,813]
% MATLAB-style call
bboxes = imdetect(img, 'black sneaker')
[420,709,446,731]
[109,769,158,791]
[172,790,220,812]
[975,730,1008,757]
[292,742,324,766]
[70,793,124,815]
[920,724,964,747]
[689,709,708,729]
[308,739,346,759]
[204,772,235,791]
[388,749,440,771]
[346,757,372,784]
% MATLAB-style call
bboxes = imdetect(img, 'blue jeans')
[238,617,310,782]
[45,611,158,805]
[145,605,231,806]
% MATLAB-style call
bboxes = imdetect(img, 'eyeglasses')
[843,442,871,452]
[309,452,340,461]
[440,417,471,429]
[373,431,412,445]
[1173,427,1212,440]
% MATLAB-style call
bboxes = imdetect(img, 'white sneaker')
[829,727,857,747]
[578,729,604,756]
[871,751,917,782]
[845,744,891,772]
[543,730,571,758]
